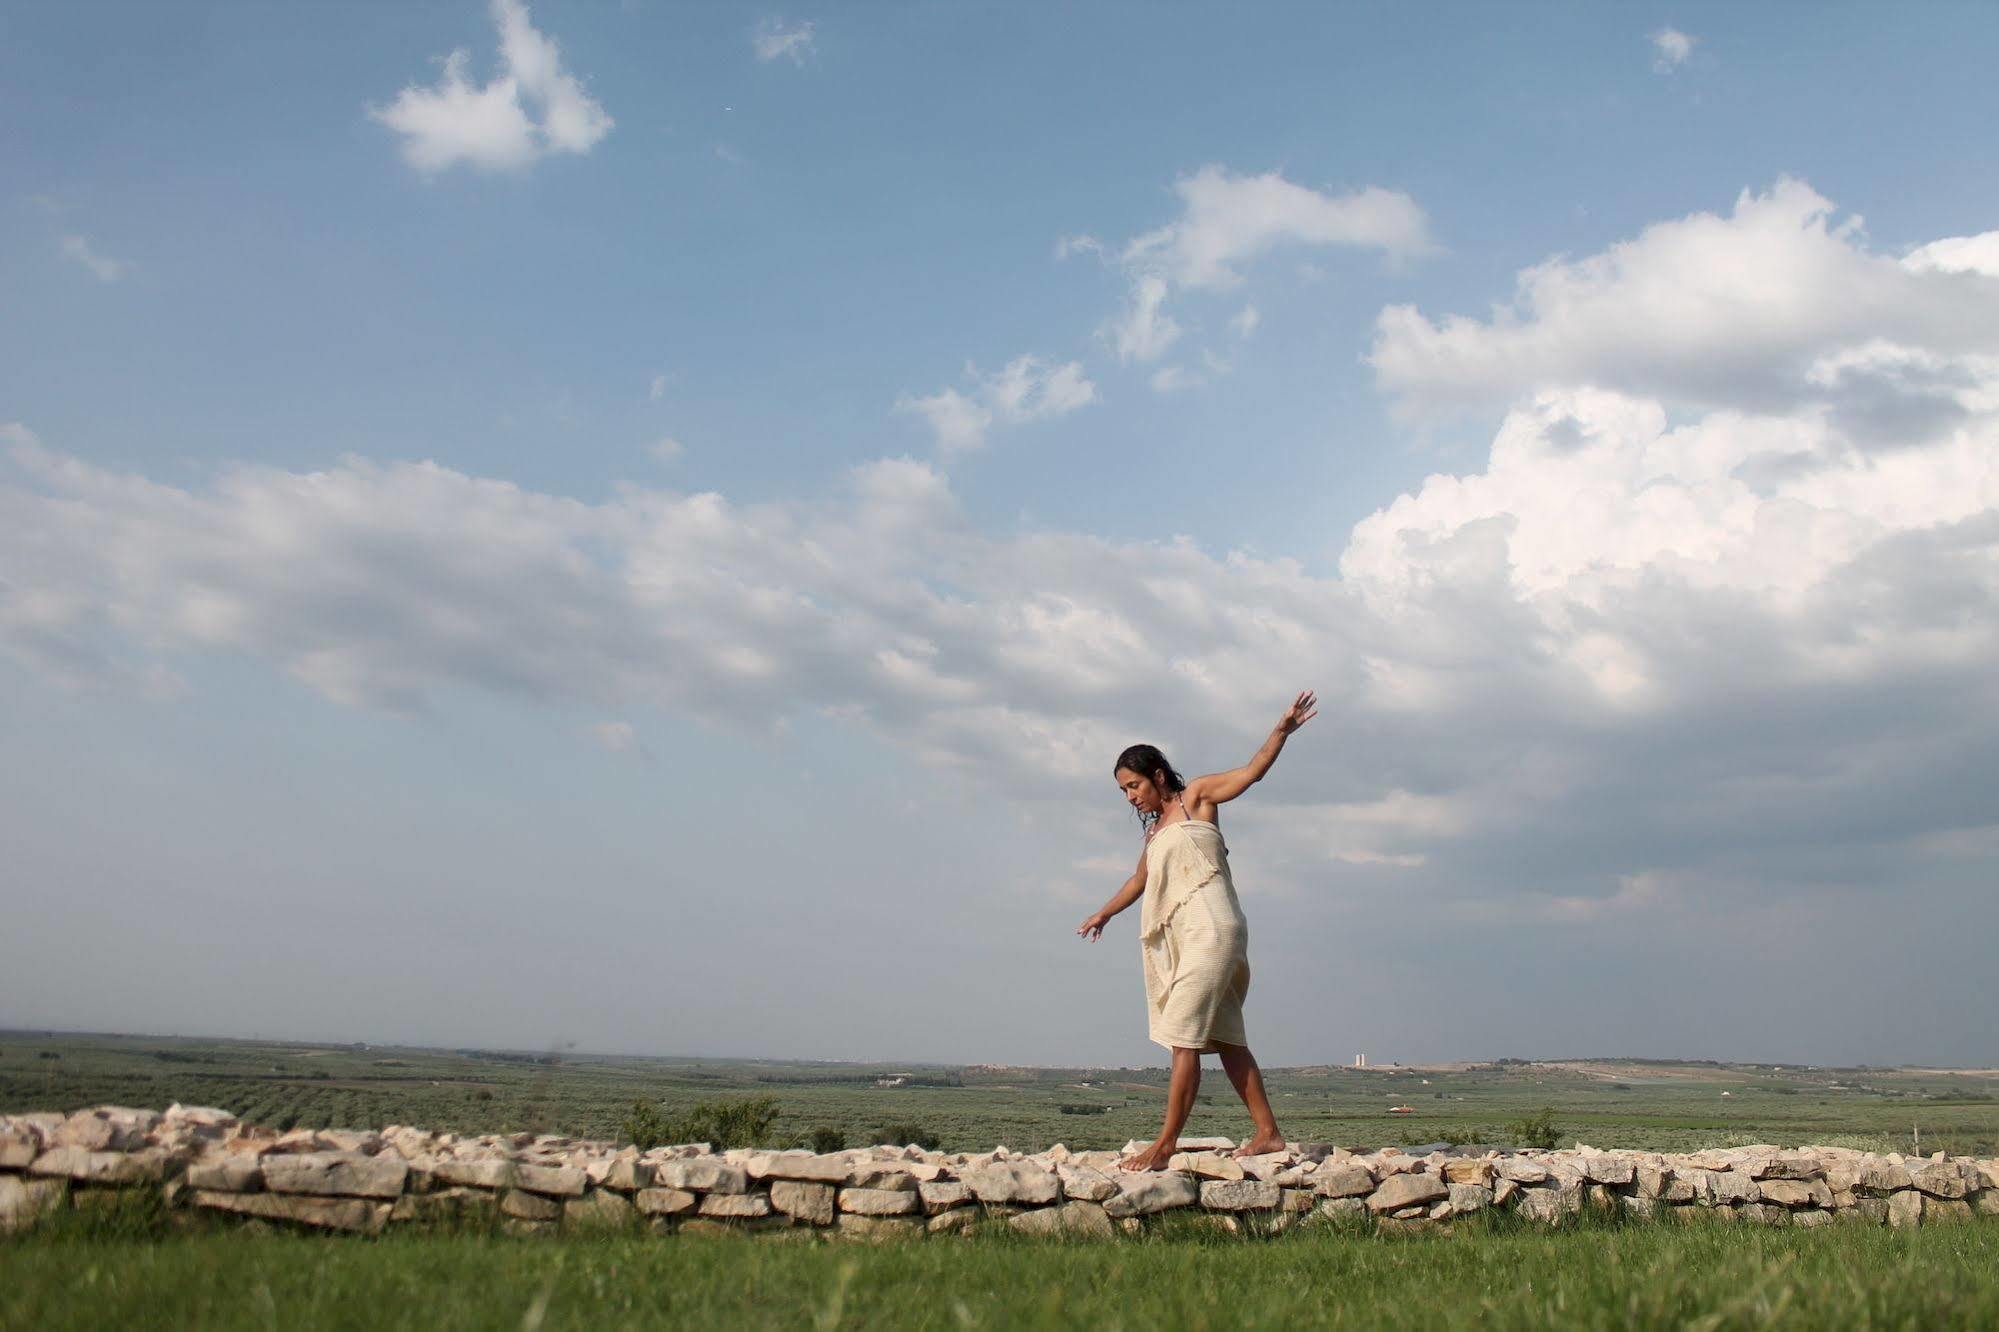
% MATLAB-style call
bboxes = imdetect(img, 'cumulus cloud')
[1091,166,1431,368]
[370,0,612,172]
[6,182,1999,956]
[1371,178,1999,434]
[1229,304,1260,339]
[60,234,131,283]
[753,18,815,65]
[897,355,1097,455]
[649,437,685,462]
[1651,26,1696,73]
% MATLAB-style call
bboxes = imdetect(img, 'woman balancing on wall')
[1076,690,1317,1171]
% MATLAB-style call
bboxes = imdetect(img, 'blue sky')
[4,2,1998,1068]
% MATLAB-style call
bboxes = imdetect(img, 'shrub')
[1511,1107,1559,1150]
[804,1125,847,1154]
[621,1096,783,1151]
[869,1122,941,1151]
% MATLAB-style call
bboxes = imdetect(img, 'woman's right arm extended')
[1076,846,1149,942]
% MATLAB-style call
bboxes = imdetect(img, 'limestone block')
[1858,1159,1913,1194]
[1910,1161,1968,1200]
[1978,1159,1999,1190]
[1516,1188,1563,1224]
[839,1186,919,1216]
[635,1188,698,1217]
[1448,1183,1493,1213]
[1886,1190,1923,1229]
[1620,1195,1655,1220]
[918,1180,970,1214]
[1169,1151,1244,1181]
[194,1189,389,1233]
[1239,1152,1291,1182]
[564,1191,634,1229]
[1850,1197,1889,1226]
[1272,1163,1317,1188]
[1825,1164,1860,1196]
[1443,1159,1492,1186]
[1313,1163,1377,1199]
[1102,1171,1199,1218]
[1738,1203,1788,1227]
[1758,1178,1833,1209]
[961,1162,1060,1205]
[1923,1197,1973,1224]
[1758,1153,1822,1181]
[750,1152,851,1184]
[599,1160,650,1192]
[770,1181,835,1225]
[1703,1171,1759,1205]
[833,1213,921,1241]
[185,1154,262,1193]
[1,1128,44,1170]
[512,1164,587,1198]
[393,1187,498,1223]
[30,1147,174,1185]
[653,1160,750,1194]
[1367,1171,1448,1215]
[1791,1209,1832,1228]
[698,1192,773,1219]
[55,1107,159,1152]
[1010,1201,1114,1238]
[1492,1178,1519,1207]
[926,1208,979,1235]
[262,1152,407,1200]
[843,1164,917,1191]
[1579,1155,1633,1185]
[1057,1164,1117,1202]
[1493,1158,1548,1184]
[1971,1191,1999,1217]
[1199,1180,1280,1212]
[0,1177,67,1233]
[433,1159,514,1189]
[1314,1196,1367,1224]
[501,1189,563,1222]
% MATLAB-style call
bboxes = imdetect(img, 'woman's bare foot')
[1231,1133,1286,1159]
[1119,1140,1179,1171]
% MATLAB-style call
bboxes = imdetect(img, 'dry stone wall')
[5,1105,1998,1238]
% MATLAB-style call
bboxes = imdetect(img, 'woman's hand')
[1276,689,1318,735]
[1076,911,1111,942]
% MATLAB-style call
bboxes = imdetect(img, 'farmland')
[4,1031,1994,1157]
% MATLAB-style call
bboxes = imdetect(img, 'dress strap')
[1177,793,1193,822]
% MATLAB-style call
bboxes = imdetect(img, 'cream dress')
[1138,803,1251,1052]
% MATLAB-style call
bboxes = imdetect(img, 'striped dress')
[1138,813,1251,1052]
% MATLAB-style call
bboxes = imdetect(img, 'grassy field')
[5,1205,1998,1330]
[4,1031,1996,1156]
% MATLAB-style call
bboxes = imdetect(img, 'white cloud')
[370,0,612,173]
[1149,366,1195,394]
[60,234,132,283]
[1090,166,1431,368]
[1229,304,1260,339]
[1055,233,1103,261]
[649,437,684,461]
[648,373,668,401]
[1104,275,1182,365]
[7,184,1999,943]
[1651,26,1696,73]
[1122,165,1434,291]
[898,355,1097,455]
[1371,178,1999,427]
[753,18,816,65]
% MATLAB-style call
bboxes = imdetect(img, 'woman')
[1076,690,1316,1170]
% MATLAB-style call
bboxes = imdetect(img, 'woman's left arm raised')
[1188,690,1317,807]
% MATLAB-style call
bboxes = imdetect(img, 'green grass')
[6,1212,1998,1330]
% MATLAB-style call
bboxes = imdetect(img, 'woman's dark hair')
[1114,744,1186,793]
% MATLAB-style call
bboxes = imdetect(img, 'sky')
[4,1,1997,1070]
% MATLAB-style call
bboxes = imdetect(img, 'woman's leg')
[1120,1046,1202,1170]
[1216,1043,1285,1156]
